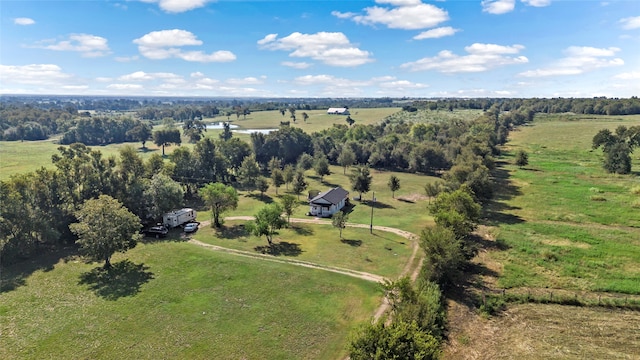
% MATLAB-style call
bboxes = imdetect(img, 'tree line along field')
[0,107,401,180]
[444,114,640,359]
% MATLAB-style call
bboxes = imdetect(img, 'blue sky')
[1,0,638,98]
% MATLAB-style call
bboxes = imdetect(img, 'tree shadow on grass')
[245,193,274,204]
[290,225,314,236]
[365,200,395,209]
[341,238,362,247]
[254,242,303,256]
[1,245,78,293]
[396,198,415,204]
[78,260,154,300]
[215,224,248,239]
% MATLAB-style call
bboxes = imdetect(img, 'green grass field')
[487,114,640,294]
[195,222,412,279]
[443,114,640,359]
[0,241,380,359]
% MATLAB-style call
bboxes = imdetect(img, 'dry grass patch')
[444,303,640,360]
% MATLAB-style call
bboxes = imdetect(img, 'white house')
[327,107,350,115]
[309,187,349,217]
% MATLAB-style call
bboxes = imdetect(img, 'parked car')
[143,225,168,238]
[183,222,199,233]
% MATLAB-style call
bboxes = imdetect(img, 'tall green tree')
[126,123,152,149]
[271,168,285,195]
[247,203,287,246]
[256,176,269,199]
[387,175,401,199]
[313,154,331,182]
[350,165,372,200]
[514,150,529,168]
[337,148,356,174]
[302,112,309,123]
[429,186,481,239]
[292,170,308,200]
[283,164,295,190]
[238,154,261,191]
[199,182,239,228]
[153,129,181,156]
[592,125,640,174]
[419,225,464,287]
[219,122,233,141]
[143,173,184,221]
[348,320,440,360]
[332,211,348,239]
[69,195,141,269]
[280,194,298,224]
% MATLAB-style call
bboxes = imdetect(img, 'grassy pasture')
[0,241,380,359]
[195,222,412,279]
[487,114,640,294]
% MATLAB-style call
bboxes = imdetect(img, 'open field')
[0,241,380,360]
[195,221,412,279]
[487,114,640,294]
[444,114,640,358]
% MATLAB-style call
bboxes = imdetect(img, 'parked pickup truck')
[142,225,169,238]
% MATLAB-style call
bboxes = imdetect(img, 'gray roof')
[310,187,349,205]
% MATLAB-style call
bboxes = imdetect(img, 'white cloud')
[522,0,551,7]
[226,77,264,85]
[258,32,373,67]
[432,89,516,97]
[482,0,515,15]
[133,29,202,48]
[619,16,640,30]
[401,43,528,72]
[613,71,640,80]
[281,61,312,69]
[564,46,619,57]
[115,55,139,62]
[139,0,211,13]
[133,29,236,62]
[107,84,144,90]
[14,17,35,25]
[519,46,624,77]
[378,80,428,89]
[177,50,236,62]
[0,64,72,85]
[413,26,460,40]
[34,34,110,57]
[332,1,448,30]
[118,71,182,82]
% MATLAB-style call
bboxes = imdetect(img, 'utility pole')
[370,191,375,234]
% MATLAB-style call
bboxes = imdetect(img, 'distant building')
[309,187,349,217]
[327,107,350,115]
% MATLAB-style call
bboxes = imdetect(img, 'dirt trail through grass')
[194,216,423,322]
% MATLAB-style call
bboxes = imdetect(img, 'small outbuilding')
[327,107,350,115]
[309,187,349,217]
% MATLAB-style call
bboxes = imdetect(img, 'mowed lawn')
[196,165,438,236]
[195,222,413,279]
[0,241,381,360]
[487,114,640,294]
